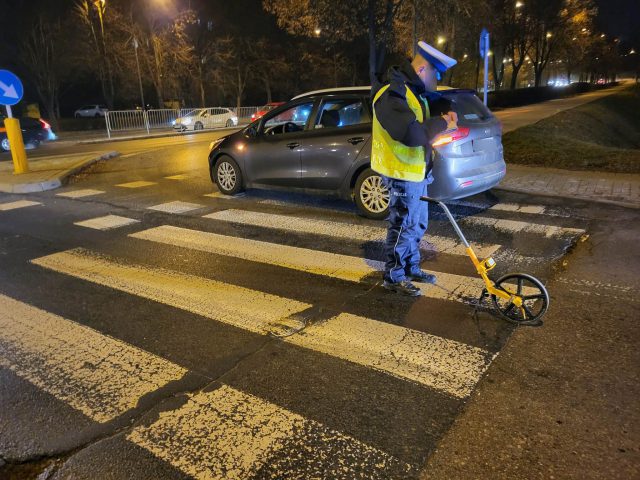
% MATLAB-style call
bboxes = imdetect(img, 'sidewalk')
[0,151,118,194]
[497,164,640,209]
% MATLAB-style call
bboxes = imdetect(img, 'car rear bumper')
[429,153,507,201]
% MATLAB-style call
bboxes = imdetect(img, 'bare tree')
[263,0,405,85]
[20,16,66,128]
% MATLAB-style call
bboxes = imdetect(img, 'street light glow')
[515,1,524,8]
[314,28,321,36]
[631,49,636,55]
[546,32,552,38]
[437,36,446,45]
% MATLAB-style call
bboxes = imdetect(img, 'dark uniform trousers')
[381,175,429,283]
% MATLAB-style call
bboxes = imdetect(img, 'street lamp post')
[133,37,146,110]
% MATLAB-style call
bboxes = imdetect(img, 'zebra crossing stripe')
[0,293,187,423]
[56,189,105,199]
[204,209,501,258]
[147,201,205,214]
[130,225,489,301]
[0,200,41,211]
[74,215,140,230]
[127,384,414,480]
[32,248,310,336]
[31,248,492,397]
[449,200,547,215]
[461,215,584,238]
[287,313,491,399]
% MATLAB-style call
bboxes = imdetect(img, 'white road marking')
[32,248,311,336]
[0,200,41,211]
[164,174,190,180]
[115,181,157,188]
[288,313,491,398]
[0,293,187,423]
[449,200,546,215]
[32,248,492,397]
[148,201,205,214]
[131,225,488,302]
[74,215,140,230]
[204,209,501,258]
[56,189,105,199]
[461,215,585,238]
[127,384,413,480]
[204,192,245,199]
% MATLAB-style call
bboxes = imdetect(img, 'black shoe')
[382,280,422,296]
[408,270,437,284]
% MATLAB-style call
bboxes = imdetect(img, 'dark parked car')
[0,115,56,152]
[207,86,506,219]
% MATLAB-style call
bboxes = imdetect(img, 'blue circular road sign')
[0,70,24,106]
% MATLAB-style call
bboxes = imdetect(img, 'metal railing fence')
[105,106,260,138]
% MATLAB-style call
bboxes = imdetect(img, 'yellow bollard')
[3,117,29,174]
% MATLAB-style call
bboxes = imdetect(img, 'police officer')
[371,41,458,296]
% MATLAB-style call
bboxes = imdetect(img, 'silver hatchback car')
[208,86,506,219]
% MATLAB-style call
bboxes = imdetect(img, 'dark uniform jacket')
[371,61,450,172]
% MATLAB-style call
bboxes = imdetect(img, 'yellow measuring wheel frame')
[421,196,550,325]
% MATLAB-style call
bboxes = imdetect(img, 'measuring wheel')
[491,273,550,325]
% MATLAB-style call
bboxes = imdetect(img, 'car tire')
[94,113,101,118]
[194,122,204,131]
[1,138,10,152]
[354,168,390,220]
[74,114,80,118]
[225,119,233,128]
[213,156,244,195]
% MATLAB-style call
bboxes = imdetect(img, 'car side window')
[314,98,371,129]
[263,102,313,136]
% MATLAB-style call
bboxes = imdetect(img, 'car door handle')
[286,142,300,149]
[348,137,365,145]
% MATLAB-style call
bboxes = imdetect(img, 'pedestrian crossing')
[0,189,586,479]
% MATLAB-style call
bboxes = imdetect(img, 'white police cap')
[417,41,457,73]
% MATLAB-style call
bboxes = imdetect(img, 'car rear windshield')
[443,92,493,123]
[429,91,493,123]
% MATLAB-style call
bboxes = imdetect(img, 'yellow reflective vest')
[371,84,431,182]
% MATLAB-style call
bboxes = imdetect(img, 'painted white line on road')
[204,192,245,199]
[164,174,190,180]
[128,384,413,480]
[0,200,41,211]
[461,215,584,238]
[32,247,492,397]
[0,293,187,423]
[130,225,487,302]
[56,189,105,199]
[289,313,491,399]
[32,248,311,336]
[204,209,501,258]
[115,181,157,188]
[74,215,140,230]
[148,201,205,214]
[449,200,547,215]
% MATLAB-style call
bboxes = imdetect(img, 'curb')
[493,185,640,210]
[0,151,119,194]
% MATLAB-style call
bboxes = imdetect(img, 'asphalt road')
[0,142,637,479]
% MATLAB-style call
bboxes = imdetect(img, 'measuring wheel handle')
[491,272,550,325]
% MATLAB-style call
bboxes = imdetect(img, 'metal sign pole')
[484,44,489,106]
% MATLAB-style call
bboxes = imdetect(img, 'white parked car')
[173,108,238,131]
[74,105,108,118]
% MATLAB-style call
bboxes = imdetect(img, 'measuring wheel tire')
[491,273,550,325]
[213,155,244,196]
[226,119,234,127]
[1,138,10,151]
[354,168,390,220]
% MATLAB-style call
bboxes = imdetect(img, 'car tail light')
[432,127,470,147]
[39,119,51,129]
[460,180,474,188]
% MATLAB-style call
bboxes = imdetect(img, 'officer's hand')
[442,111,458,130]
